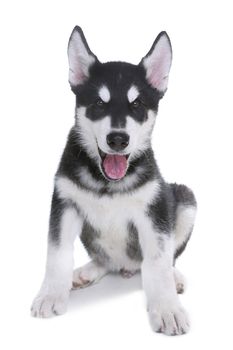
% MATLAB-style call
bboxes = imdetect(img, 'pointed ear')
[68,26,98,87]
[140,32,172,93]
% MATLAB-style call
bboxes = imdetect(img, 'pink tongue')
[103,154,127,180]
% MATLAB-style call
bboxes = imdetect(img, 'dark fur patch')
[80,221,110,265]
[147,182,176,233]
[126,222,143,261]
[170,183,197,207]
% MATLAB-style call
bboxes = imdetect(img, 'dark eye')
[131,99,141,108]
[96,99,104,107]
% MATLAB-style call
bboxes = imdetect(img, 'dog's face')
[68,27,172,181]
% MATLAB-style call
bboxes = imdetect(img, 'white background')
[0,0,233,349]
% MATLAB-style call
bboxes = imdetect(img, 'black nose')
[107,132,129,152]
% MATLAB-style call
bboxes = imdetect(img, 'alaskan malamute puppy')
[31,26,197,336]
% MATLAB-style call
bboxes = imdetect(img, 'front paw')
[31,290,69,318]
[149,303,190,336]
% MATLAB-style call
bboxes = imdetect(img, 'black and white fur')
[31,26,197,336]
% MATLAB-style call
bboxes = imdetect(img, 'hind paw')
[173,267,186,294]
[72,261,107,289]
[120,268,137,279]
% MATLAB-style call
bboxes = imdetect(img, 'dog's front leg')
[31,191,83,318]
[140,230,189,335]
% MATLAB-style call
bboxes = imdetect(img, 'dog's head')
[68,26,172,181]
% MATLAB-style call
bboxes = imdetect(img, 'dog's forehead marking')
[98,85,111,103]
[127,85,139,103]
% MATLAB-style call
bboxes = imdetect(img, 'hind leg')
[72,261,108,289]
[174,204,197,259]
[173,203,196,293]
[171,183,197,259]
[172,185,197,293]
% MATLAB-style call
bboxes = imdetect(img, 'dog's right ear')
[68,26,98,87]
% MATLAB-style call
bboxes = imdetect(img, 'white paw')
[149,304,190,336]
[72,261,107,289]
[120,268,137,279]
[31,290,69,318]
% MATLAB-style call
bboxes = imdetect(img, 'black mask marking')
[73,61,161,127]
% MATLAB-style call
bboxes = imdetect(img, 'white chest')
[56,176,159,270]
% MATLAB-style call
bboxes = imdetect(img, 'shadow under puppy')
[31,26,197,336]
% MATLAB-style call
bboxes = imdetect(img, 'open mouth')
[98,148,130,181]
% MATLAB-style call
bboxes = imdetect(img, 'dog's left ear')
[68,26,98,87]
[140,32,172,93]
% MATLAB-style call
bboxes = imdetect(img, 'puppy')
[31,26,197,336]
